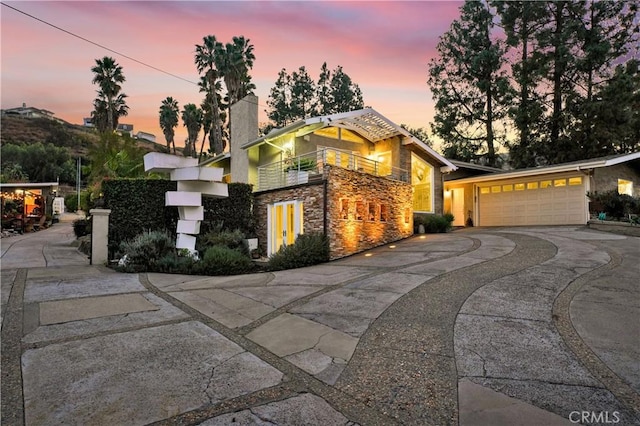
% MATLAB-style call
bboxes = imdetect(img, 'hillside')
[0,116,170,157]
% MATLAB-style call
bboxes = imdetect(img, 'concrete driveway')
[1,222,638,425]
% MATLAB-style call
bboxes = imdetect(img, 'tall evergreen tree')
[327,65,364,115]
[428,0,511,167]
[493,1,548,168]
[267,63,364,125]
[266,69,294,127]
[291,66,316,119]
[315,62,332,116]
[567,1,639,159]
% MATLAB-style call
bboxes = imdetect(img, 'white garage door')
[478,176,587,226]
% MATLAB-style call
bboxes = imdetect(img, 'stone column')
[90,209,111,265]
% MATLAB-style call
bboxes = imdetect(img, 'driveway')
[1,223,638,425]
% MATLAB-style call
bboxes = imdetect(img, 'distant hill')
[0,116,170,157]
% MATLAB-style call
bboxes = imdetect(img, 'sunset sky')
[1,1,463,147]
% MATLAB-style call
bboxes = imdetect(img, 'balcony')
[256,148,408,191]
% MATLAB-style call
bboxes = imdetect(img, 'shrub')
[64,191,91,212]
[72,218,91,238]
[588,190,640,219]
[117,230,176,272]
[414,213,454,233]
[154,253,197,274]
[194,246,255,276]
[268,233,329,271]
[197,228,249,257]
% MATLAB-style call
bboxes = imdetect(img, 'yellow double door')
[268,201,303,256]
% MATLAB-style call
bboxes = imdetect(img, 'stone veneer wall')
[325,166,413,260]
[253,166,414,260]
[592,163,640,197]
[253,182,326,256]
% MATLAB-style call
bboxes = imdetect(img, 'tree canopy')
[430,0,639,168]
[266,63,364,127]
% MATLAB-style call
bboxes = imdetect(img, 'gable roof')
[448,152,640,184]
[242,108,457,171]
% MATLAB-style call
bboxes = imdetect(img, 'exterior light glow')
[389,245,396,249]
[419,235,426,239]
[364,253,373,257]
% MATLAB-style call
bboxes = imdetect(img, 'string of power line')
[1,2,268,110]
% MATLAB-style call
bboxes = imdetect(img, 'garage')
[477,174,587,226]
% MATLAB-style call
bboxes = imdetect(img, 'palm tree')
[181,103,202,158]
[91,57,126,132]
[159,97,179,154]
[91,91,129,133]
[195,36,225,155]
[220,36,256,106]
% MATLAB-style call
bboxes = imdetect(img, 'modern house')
[444,152,640,227]
[204,95,457,259]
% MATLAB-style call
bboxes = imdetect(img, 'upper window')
[618,179,633,196]
[411,153,433,213]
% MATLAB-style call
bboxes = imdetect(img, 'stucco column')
[90,208,111,265]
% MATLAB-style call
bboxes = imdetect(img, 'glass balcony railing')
[256,148,408,191]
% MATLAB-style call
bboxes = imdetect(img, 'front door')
[451,188,465,226]
[268,200,303,256]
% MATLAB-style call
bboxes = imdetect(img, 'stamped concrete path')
[1,221,638,425]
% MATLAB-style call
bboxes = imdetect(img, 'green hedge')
[103,179,255,259]
[202,183,256,237]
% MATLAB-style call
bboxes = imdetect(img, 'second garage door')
[478,175,587,226]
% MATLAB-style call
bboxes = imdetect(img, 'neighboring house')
[444,152,640,227]
[206,95,457,259]
[116,123,134,134]
[2,103,55,120]
[135,131,156,143]
[83,118,134,135]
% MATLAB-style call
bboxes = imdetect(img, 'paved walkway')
[1,222,638,425]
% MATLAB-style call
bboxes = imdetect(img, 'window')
[368,203,377,221]
[569,177,582,186]
[527,182,538,190]
[491,186,501,193]
[540,180,552,189]
[503,184,513,192]
[515,183,525,191]
[340,199,349,220]
[480,187,490,194]
[380,205,388,222]
[554,179,566,187]
[618,179,633,195]
[411,153,433,212]
[355,200,365,221]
